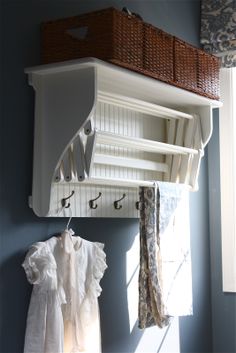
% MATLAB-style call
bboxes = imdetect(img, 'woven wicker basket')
[198,51,220,100]
[174,38,198,91]
[41,7,220,100]
[143,23,174,83]
[41,7,143,73]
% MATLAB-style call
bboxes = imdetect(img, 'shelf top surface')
[25,57,222,109]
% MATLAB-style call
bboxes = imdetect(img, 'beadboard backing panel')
[50,101,165,217]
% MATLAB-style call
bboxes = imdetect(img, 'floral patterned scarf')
[138,183,193,329]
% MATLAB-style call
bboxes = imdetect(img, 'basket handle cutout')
[66,27,88,40]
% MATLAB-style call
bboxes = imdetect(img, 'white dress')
[22,229,107,353]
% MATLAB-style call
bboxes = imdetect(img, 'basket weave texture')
[41,7,220,100]
[143,24,174,83]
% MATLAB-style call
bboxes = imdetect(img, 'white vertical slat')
[104,101,109,179]
[164,119,176,181]
[87,185,92,217]
[72,184,77,217]
[111,104,116,179]
[179,117,195,183]
[170,119,185,182]
[99,102,104,179]
[97,186,103,218]
[61,183,67,216]
[73,135,86,182]
[62,148,73,182]
[189,116,203,189]
[87,187,92,218]
[108,104,112,180]
[54,166,62,183]
[127,108,131,180]
[136,111,140,182]
[65,183,71,217]
[85,133,97,177]
[115,105,121,180]
[96,103,103,180]
[131,110,136,181]
[78,185,83,217]
[81,183,87,217]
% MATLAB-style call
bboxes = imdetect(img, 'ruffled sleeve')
[22,242,57,291]
[93,242,108,297]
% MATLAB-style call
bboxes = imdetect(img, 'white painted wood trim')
[25,58,222,108]
[58,177,192,189]
[98,91,194,120]
[96,131,198,155]
[82,176,156,188]
[94,154,169,173]
[170,119,185,182]
[219,68,236,292]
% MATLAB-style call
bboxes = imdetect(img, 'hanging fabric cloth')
[22,229,107,353]
[138,182,193,329]
[200,0,236,68]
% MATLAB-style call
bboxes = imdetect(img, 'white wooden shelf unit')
[25,58,222,217]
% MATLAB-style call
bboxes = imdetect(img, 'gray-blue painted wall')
[0,1,226,352]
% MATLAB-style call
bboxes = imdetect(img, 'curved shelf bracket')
[27,66,97,216]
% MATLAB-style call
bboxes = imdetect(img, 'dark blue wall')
[0,1,214,353]
[208,111,236,353]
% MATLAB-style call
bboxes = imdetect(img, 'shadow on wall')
[80,219,144,353]
[80,219,181,353]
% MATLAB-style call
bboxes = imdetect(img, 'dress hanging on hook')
[22,228,107,353]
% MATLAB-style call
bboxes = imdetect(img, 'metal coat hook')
[114,194,126,210]
[89,192,102,209]
[61,190,75,208]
